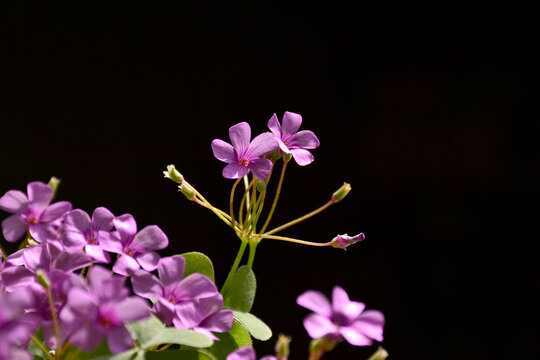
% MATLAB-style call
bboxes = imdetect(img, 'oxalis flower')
[297,286,384,346]
[267,111,320,166]
[212,122,278,179]
[0,181,72,243]
[226,346,277,360]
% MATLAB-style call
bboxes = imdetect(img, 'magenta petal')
[92,207,114,231]
[113,254,140,276]
[99,231,123,254]
[27,182,53,209]
[222,163,249,179]
[174,273,219,300]
[249,157,273,180]
[69,322,104,352]
[106,325,133,354]
[132,225,168,251]
[55,248,91,272]
[63,287,98,320]
[175,301,205,328]
[352,310,385,341]
[212,139,236,163]
[29,223,58,243]
[199,309,233,333]
[281,111,303,139]
[62,229,87,247]
[277,138,291,153]
[154,298,176,325]
[41,201,72,222]
[290,130,320,149]
[303,313,337,339]
[131,270,163,299]
[158,255,185,287]
[0,190,28,213]
[229,122,251,153]
[267,113,281,136]
[63,210,91,233]
[85,245,110,263]
[339,325,373,346]
[247,132,278,158]
[290,149,315,166]
[113,214,137,244]
[136,251,160,271]
[227,346,257,360]
[1,266,35,290]
[115,297,150,323]
[2,214,28,242]
[297,290,332,317]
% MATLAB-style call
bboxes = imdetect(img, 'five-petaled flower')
[297,286,384,346]
[267,112,320,166]
[212,122,278,179]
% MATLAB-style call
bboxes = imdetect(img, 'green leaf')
[208,320,252,360]
[181,252,215,282]
[64,341,112,359]
[141,328,213,349]
[222,266,256,312]
[126,315,166,346]
[28,327,47,359]
[232,311,272,341]
[146,349,217,360]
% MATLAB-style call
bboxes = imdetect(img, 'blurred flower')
[100,214,168,276]
[297,286,384,346]
[132,255,232,340]
[331,233,365,250]
[0,181,72,242]
[226,346,277,360]
[212,122,278,179]
[267,112,320,166]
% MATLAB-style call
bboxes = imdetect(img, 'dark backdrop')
[0,2,537,359]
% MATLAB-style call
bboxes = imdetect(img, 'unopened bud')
[275,334,291,360]
[367,347,389,360]
[179,184,196,201]
[331,233,365,250]
[48,177,61,200]
[332,182,351,202]
[36,269,51,289]
[256,179,266,193]
[163,164,184,184]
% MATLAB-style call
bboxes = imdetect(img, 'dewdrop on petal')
[331,233,365,250]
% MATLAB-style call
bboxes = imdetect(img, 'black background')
[1,2,537,359]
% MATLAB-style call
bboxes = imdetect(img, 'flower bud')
[275,334,291,360]
[163,164,184,184]
[48,176,61,200]
[331,233,365,250]
[331,182,351,202]
[367,347,389,360]
[179,184,196,201]
[256,178,266,193]
[37,269,51,289]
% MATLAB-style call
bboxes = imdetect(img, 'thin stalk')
[239,178,255,231]
[185,181,235,227]
[158,343,173,351]
[260,160,288,234]
[221,240,248,294]
[65,348,82,360]
[229,178,242,233]
[31,335,54,360]
[264,199,334,236]
[46,287,61,357]
[250,190,267,234]
[247,241,258,269]
[255,234,332,247]
[0,243,5,259]
[246,180,257,234]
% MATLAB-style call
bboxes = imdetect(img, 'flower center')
[88,236,97,245]
[27,214,38,224]
[98,315,113,329]
[238,157,249,167]
[124,248,134,256]
[166,295,177,304]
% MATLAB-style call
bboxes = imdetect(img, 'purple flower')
[267,112,320,166]
[132,255,233,340]
[212,122,278,179]
[0,181,72,242]
[331,233,365,250]
[226,346,277,360]
[62,207,115,263]
[297,286,384,346]
[99,214,168,276]
[60,266,150,354]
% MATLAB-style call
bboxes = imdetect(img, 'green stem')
[247,241,258,269]
[229,178,242,234]
[185,181,235,228]
[264,199,334,236]
[239,178,255,231]
[31,335,54,360]
[260,160,288,234]
[250,190,267,233]
[65,348,82,360]
[256,234,332,247]
[46,287,61,357]
[221,239,248,294]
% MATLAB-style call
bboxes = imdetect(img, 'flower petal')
[106,325,133,354]
[2,214,28,242]
[303,313,337,339]
[222,163,249,179]
[132,225,168,251]
[85,244,111,263]
[41,201,72,222]
[158,255,185,287]
[199,309,233,333]
[281,111,302,139]
[27,182,53,210]
[174,300,205,328]
[1,266,35,290]
[290,149,314,166]
[229,122,251,153]
[173,273,219,300]
[290,130,320,149]
[29,223,58,243]
[249,157,273,180]
[247,132,278,158]
[114,297,150,323]
[113,214,137,244]
[0,190,28,213]
[332,286,366,324]
[63,209,92,233]
[154,298,176,325]
[296,290,332,317]
[212,139,237,163]
[339,325,373,346]
[267,113,281,137]
[352,310,385,341]
[227,346,256,360]
[92,207,115,232]
[136,251,160,271]
[131,269,163,299]
[99,231,123,254]
[69,322,104,352]
[113,254,141,276]
[55,248,92,272]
